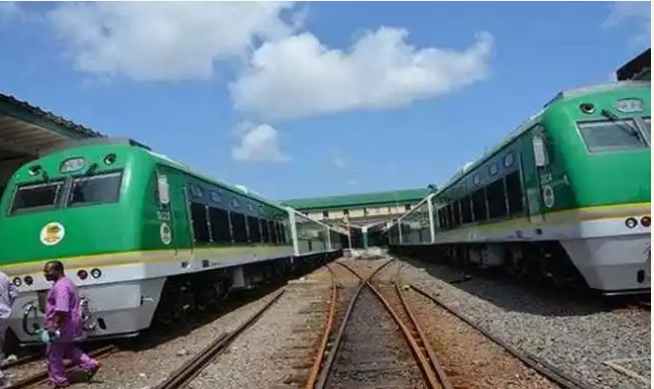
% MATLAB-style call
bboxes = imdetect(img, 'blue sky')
[0,1,650,200]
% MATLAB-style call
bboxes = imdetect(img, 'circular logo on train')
[40,222,65,246]
[542,185,555,208]
[160,223,172,245]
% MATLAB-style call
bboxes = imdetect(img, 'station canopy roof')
[0,92,105,160]
[283,188,430,211]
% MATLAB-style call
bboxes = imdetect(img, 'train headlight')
[641,216,651,227]
[24,276,33,286]
[625,217,638,229]
[90,268,102,279]
[12,277,21,287]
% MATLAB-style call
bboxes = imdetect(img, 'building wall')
[304,203,416,222]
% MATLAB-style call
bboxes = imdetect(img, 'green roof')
[283,188,430,211]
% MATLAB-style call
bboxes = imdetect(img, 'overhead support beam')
[0,137,37,156]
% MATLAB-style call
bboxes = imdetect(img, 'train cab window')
[486,179,508,219]
[505,171,524,215]
[208,207,231,243]
[190,202,211,243]
[247,216,261,243]
[10,180,64,215]
[68,171,122,206]
[578,119,649,153]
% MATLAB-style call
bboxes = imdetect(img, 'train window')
[473,174,481,186]
[471,187,487,222]
[68,172,122,207]
[230,212,248,243]
[578,119,648,153]
[269,220,278,244]
[643,117,651,138]
[10,180,64,215]
[460,195,473,224]
[261,219,270,243]
[210,191,222,203]
[505,171,524,215]
[279,223,287,243]
[190,202,211,243]
[488,163,499,176]
[277,223,285,244]
[247,216,261,243]
[190,185,204,198]
[503,152,515,168]
[208,207,231,243]
[486,179,508,219]
[231,197,241,209]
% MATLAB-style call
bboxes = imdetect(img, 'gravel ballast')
[187,268,333,389]
[41,286,291,389]
[397,258,651,389]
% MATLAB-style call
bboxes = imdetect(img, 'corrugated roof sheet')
[283,188,430,210]
[0,92,105,139]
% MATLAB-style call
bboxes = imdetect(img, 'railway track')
[309,259,451,389]
[5,344,118,389]
[153,288,285,389]
[407,283,597,389]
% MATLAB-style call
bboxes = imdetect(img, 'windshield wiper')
[600,109,643,142]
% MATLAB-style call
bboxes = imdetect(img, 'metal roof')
[0,92,105,159]
[616,48,651,81]
[283,188,429,211]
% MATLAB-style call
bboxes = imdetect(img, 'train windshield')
[578,118,649,153]
[9,181,64,215]
[68,171,123,206]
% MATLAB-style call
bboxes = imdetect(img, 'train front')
[543,81,651,294]
[0,143,151,344]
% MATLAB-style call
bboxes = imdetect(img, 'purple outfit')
[45,276,98,387]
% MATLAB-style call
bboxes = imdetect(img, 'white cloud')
[231,122,289,163]
[230,28,493,120]
[48,2,297,81]
[604,1,651,43]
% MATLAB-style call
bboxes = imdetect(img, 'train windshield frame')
[9,180,65,215]
[67,170,124,208]
[577,117,651,154]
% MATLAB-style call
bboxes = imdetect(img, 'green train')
[387,80,651,295]
[0,138,345,344]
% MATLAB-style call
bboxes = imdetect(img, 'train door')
[520,125,548,224]
[157,167,193,256]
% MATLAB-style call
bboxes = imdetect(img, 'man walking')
[43,261,100,388]
[0,270,18,386]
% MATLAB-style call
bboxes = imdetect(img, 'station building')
[283,188,431,248]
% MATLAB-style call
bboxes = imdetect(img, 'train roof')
[38,137,290,213]
[145,150,289,212]
[434,80,651,195]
